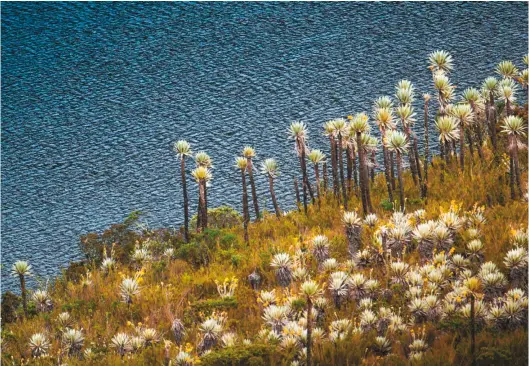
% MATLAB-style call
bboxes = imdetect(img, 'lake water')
[2,2,527,291]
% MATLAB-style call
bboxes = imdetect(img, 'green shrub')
[220,232,240,250]
[290,298,307,313]
[200,344,276,366]
[177,242,211,267]
[231,254,244,268]
[191,206,242,230]
[380,199,394,211]
[197,228,222,248]
[184,297,238,324]
[63,261,87,283]
[19,302,38,318]
[258,251,272,271]
[177,228,239,267]
[1,292,21,324]
[476,347,512,366]
[143,238,170,257]
[79,210,143,264]
[61,299,97,314]
[151,260,167,276]
[407,197,424,206]
[190,297,238,313]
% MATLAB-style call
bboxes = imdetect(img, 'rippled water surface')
[2,2,527,290]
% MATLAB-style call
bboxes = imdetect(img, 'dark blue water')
[2,2,527,291]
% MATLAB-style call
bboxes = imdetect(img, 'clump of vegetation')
[2,52,528,365]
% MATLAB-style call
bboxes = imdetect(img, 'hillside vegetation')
[2,51,528,365]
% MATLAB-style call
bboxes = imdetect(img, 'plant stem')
[180,157,189,243]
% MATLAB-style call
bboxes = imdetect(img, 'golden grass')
[1,146,527,365]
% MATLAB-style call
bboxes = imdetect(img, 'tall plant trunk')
[466,129,475,163]
[505,99,512,117]
[437,91,446,116]
[382,143,394,203]
[351,144,358,191]
[488,93,497,152]
[302,179,308,215]
[509,136,522,199]
[269,176,281,218]
[329,136,340,199]
[294,177,301,212]
[298,139,315,204]
[314,164,321,206]
[423,99,429,199]
[396,152,405,211]
[196,197,202,232]
[203,182,208,230]
[246,158,260,221]
[345,224,362,259]
[240,169,250,244]
[513,138,522,198]
[346,145,353,194]
[180,158,190,243]
[364,148,373,213]
[470,294,476,366]
[452,140,457,162]
[19,274,28,318]
[412,133,423,191]
[296,140,310,215]
[490,105,498,153]
[356,132,369,215]
[338,133,348,210]
[198,181,207,231]
[440,142,446,183]
[402,119,418,185]
[389,151,396,190]
[370,151,375,183]
[306,298,313,366]
[459,121,465,171]
[442,140,448,164]
[474,124,484,161]
[322,162,328,193]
